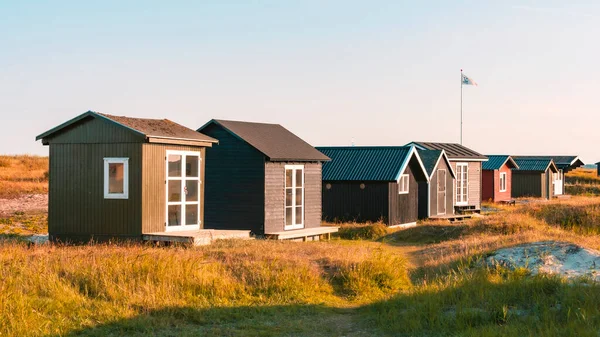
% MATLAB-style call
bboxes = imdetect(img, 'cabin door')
[553,170,563,195]
[437,170,446,215]
[166,151,201,232]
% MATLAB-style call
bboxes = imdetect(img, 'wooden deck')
[265,226,339,241]
[142,229,252,246]
[430,214,474,223]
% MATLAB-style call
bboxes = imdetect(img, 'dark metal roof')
[417,149,442,176]
[513,158,558,172]
[417,149,456,179]
[482,155,519,170]
[199,119,330,162]
[317,146,417,181]
[408,141,487,161]
[36,111,217,144]
[513,156,584,171]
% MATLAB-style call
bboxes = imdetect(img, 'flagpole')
[460,69,463,145]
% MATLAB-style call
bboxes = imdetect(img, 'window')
[499,172,507,192]
[166,151,201,231]
[285,165,304,230]
[456,163,468,205]
[104,158,129,199]
[398,174,409,194]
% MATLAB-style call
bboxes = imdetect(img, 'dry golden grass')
[0,155,48,198]
[0,240,409,336]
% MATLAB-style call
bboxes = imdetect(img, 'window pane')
[295,188,303,206]
[185,180,198,202]
[108,163,124,193]
[186,205,198,225]
[168,180,182,202]
[286,207,293,226]
[295,206,303,225]
[285,189,292,207]
[296,169,303,187]
[186,155,199,177]
[168,205,181,226]
[285,169,293,188]
[168,155,182,177]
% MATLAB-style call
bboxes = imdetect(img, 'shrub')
[332,251,411,300]
[337,223,389,240]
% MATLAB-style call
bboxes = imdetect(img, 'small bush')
[337,223,389,240]
[332,251,411,300]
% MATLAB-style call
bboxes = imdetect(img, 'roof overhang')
[448,157,489,162]
[147,137,215,147]
[547,160,559,173]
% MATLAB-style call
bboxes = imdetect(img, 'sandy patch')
[0,194,47,215]
[487,241,600,281]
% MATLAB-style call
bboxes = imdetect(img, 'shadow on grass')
[379,224,477,245]
[57,270,600,337]
[58,304,366,337]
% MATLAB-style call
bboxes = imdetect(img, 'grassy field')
[4,157,600,336]
[0,155,48,198]
[3,198,600,336]
[566,168,600,196]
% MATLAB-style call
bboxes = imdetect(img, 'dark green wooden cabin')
[36,111,217,242]
[511,158,559,200]
[198,119,335,239]
[317,146,429,227]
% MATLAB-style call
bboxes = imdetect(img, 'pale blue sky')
[1,1,598,162]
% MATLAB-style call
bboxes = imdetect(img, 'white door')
[455,163,468,205]
[554,170,563,195]
[285,165,304,230]
[166,151,201,231]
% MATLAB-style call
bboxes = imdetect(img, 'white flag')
[461,73,478,86]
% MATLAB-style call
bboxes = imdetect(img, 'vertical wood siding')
[495,165,513,202]
[388,171,418,225]
[512,171,543,198]
[481,170,495,202]
[322,181,389,224]
[48,143,143,242]
[451,161,482,209]
[48,117,143,144]
[141,144,206,233]
[264,162,322,234]
[201,123,266,234]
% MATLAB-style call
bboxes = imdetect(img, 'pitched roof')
[199,119,329,162]
[417,149,442,176]
[36,111,217,144]
[513,156,583,171]
[482,155,519,170]
[416,149,456,179]
[513,158,558,172]
[408,142,487,161]
[317,146,425,181]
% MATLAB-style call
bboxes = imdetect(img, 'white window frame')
[103,158,129,199]
[285,164,304,230]
[499,172,507,192]
[165,150,201,232]
[398,174,409,194]
[455,163,469,205]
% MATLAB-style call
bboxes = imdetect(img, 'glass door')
[166,151,201,231]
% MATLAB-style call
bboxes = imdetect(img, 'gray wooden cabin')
[408,142,488,214]
[198,119,336,240]
[416,149,456,218]
[317,146,429,227]
[511,158,559,200]
[36,111,218,243]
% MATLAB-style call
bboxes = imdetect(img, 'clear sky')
[1,1,598,162]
